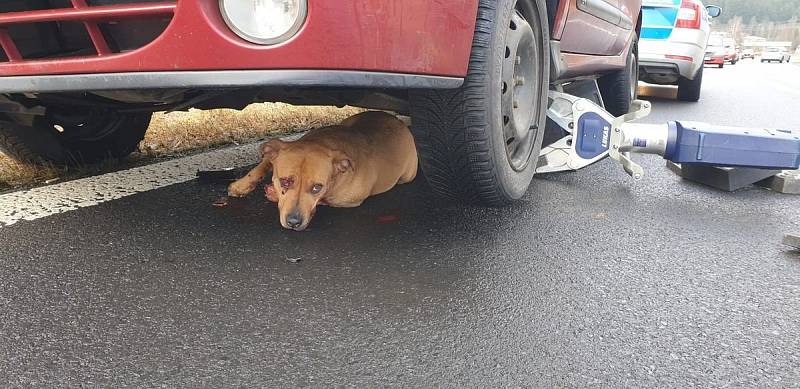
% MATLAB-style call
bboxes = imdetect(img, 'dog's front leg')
[228,158,271,197]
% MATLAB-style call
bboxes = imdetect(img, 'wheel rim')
[629,47,639,100]
[501,5,543,171]
[42,109,125,143]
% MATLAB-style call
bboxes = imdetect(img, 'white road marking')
[0,135,300,228]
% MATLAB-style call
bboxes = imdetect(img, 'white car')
[638,0,721,102]
[761,47,791,63]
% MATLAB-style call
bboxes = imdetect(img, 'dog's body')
[228,111,417,230]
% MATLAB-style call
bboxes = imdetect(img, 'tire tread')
[410,0,548,206]
[677,65,703,102]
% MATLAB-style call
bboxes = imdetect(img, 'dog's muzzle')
[286,211,304,230]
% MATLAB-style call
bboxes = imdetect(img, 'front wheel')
[0,108,150,165]
[677,65,703,102]
[410,0,549,206]
[718,63,724,68]
[597,34,638,116]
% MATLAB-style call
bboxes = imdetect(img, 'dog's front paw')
[228,180,257,197]
[264,183,279,202]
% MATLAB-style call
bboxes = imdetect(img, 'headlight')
[219,0,307,45]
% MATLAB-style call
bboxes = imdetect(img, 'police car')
[638,0,721,102]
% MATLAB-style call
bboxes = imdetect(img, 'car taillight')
[675,0,702,29]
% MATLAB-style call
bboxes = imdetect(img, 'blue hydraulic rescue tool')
[537,90,800,178]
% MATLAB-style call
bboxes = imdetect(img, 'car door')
[617,0,641,46]
[559,0,636,55]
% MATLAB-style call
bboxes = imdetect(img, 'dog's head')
[261,139,353,231]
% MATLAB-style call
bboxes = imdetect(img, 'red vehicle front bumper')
[0,0,477,92]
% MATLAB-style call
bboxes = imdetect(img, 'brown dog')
[227,111,418,231]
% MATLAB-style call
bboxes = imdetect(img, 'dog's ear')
[259,139,284,161]
[332,151,353,175]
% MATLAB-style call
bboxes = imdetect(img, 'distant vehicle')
[723,38,738,64]
[761,47,791,63]
[639,0,722,102]
[741,48,755,59]
[704,35,726,68]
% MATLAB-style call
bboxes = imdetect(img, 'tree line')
[710,0,800,24]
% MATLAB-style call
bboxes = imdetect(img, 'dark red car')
[0,0,640,205]
[703,35,725,68]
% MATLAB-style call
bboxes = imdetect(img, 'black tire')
[718,63,724,68]
[677,65,703,102]
[597,34,638,116]
[409,0,549,206]
[0,109,150,165]
[0,120,67,163]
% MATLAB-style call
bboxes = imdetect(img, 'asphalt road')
[2,61,799,387]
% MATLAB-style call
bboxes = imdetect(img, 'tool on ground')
[538,85,800,182]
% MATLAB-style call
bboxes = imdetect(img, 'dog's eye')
[311,183,323,194]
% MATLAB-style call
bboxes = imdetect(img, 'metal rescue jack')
[537,88,800,179]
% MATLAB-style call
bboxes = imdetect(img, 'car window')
[708,37,723,47]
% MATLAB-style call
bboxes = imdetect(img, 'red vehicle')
[0,0,641,205]
[722,38,738,64]
[704,55,725,67]
[703,35,725,68]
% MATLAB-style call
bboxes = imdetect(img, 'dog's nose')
[286,212,304,229]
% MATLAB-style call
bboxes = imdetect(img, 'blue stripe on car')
[642,0,681,6]
[641,6,680,40]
